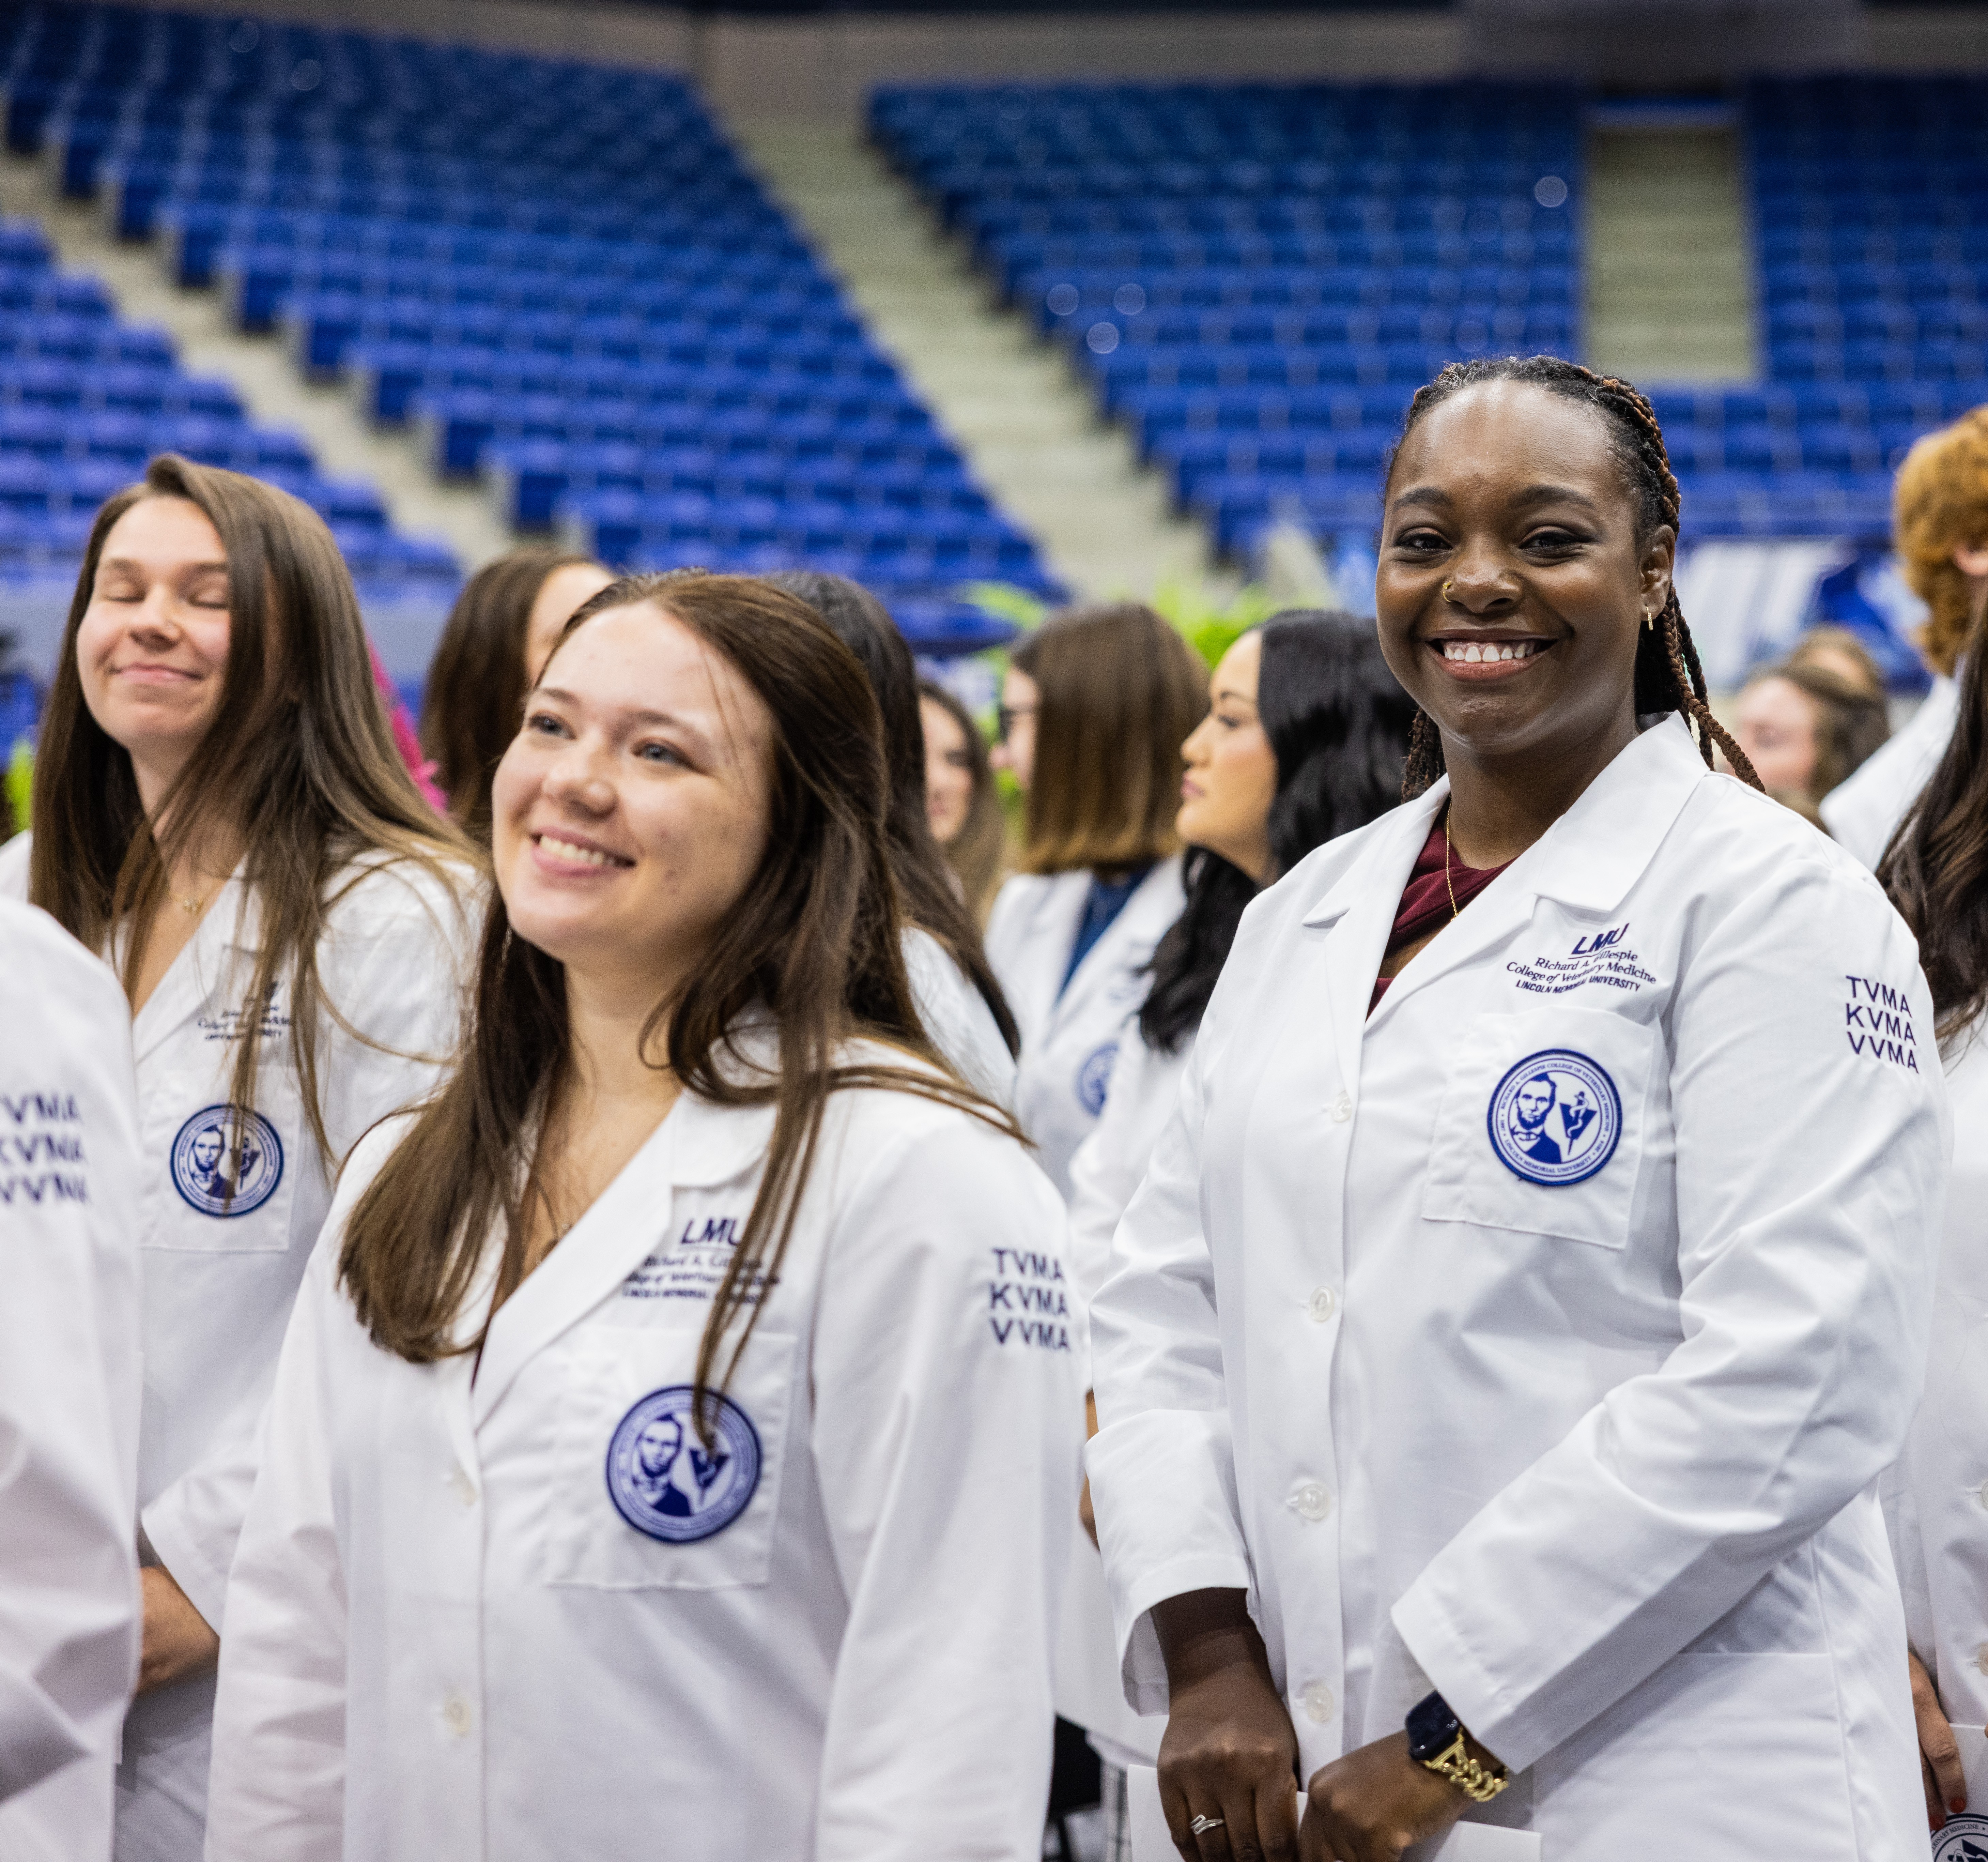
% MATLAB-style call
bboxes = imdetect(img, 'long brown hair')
[1881,586,1988,1042]
[30,455,473,1164]
[421,546,603,843]
[919,678,1005,920]
[337,573,1017,1409]
[761,570,1016,1055]
[1386,357,1763,798]
[1013,602,1208,874]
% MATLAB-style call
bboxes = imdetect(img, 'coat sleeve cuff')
[1114,1553,1258,1714]
[1392,1581,1546,1775]
[141,1489,229,1637]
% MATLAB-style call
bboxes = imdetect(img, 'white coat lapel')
[1011,872,1090,1048]
[1371,715,1712,1023]
[130,868,256,1067]
[1050,858,1181,1042]
[470,1089,777,1429]
[1305,791,1446,1093]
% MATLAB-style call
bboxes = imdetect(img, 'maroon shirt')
[1369,814,1510,1014]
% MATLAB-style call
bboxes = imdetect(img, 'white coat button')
[1976,1479,1988,1513]
[1291,1481,1334,1522]
[1300,1682,1337,1725]
[1308,1286,1338,1324]
[1975,1644,1988,1677]
[448,1465,477,1508]
[1329,1092,1353,1124]
[443,1693,472,1736]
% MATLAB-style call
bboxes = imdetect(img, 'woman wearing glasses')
[986,605,1207,1198]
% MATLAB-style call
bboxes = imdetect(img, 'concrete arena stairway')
[1585,118,1758,385]
[0,151,514,578]
[728,115,1225,606]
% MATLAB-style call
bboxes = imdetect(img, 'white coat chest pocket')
[1420,1006,1661,1251]
[143,1069,301,1253]
[543,1321,797,1591]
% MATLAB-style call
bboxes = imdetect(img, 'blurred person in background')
[1786,623,1887,701]
[1879,597,1988,1834]
[1057,609,1414,1858]
[421,547,615,843]
[0,456,478,1862]
[985,603,1206,1199]
[1733,658,1890,818]
[763,569,1018,1108]
[920,677,1006,922]
[1826,407,1988,866]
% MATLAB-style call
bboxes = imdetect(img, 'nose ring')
[1442,579,1456,599]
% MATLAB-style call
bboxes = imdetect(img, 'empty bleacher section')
[0,209,452,667]
[3,3,1054,660]
[870,82,1582,570]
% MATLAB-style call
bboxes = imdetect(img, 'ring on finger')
[1189,1814,1225,1836]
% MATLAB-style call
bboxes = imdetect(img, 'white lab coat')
[204,1037,1082,1862]
[0,897,142,1862]
[1089,716,1949,1859]
[986,859,1185,1200]
[1887,1015,1988,1731]
[1822,672,1958,868]
[1057,1023,1192,1773]
[0,835,475,1862]
[904,925,1016,1109]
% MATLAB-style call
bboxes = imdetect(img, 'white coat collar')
[1049,854,1185,1035]
[1301,715,1714,1084]
[471,1037,782,1429]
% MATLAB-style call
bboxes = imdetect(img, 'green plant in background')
[1144,572,1279,670]
[4,738,29,841]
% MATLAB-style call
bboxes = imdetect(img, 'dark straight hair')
[1139,612,1415,1054]
[761,570,1017,1056]
[30,455,472,1165]
[338,573,1016,1415]
[422,546,603,844]
[1881,587,1988,1042]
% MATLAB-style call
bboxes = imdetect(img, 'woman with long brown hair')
[984,603,1207,1197]
[202,573,1080,1860]
[420,545,614,842]
[0,455,478,1861]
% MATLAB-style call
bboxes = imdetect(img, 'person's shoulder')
[1677,769,1889,902]
[0,830,29,901]
[826,1038,1043,1186]
[0,893,123,1027]
[325,844,482,945]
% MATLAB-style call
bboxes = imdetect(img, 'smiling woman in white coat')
[203,571,1081,1862]
[0,456,477,1862]
[986,604,1207,1198]
[1087,356,1951,1862]
[1877,601,1988,1835]
[0,898,143,1862]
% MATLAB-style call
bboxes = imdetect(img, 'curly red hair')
[1894,406,1988,676]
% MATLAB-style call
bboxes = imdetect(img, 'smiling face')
[1176,630,1278,881]
[920,694,975,845]
[1734,673,1820,795]
[1376,380,1673,777]
[75,495,233,811]
[490,601,774,999]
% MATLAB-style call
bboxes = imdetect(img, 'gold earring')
[1644,609,1655,630]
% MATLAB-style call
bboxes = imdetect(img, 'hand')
[1152,1589,1301,1862]
[1911,1649,1968,1829]
[137,1565,220,1696]
[1298,1732,1469,1861]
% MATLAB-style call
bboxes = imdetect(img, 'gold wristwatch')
[1405,1691,1511,1803]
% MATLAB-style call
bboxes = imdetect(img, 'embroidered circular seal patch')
[1933,1814,1988,1861]
[1485,1049,1622,1187]
[170,1105,284,1217]
[605,1385,761,1544]
[1076,1040,1119,1117]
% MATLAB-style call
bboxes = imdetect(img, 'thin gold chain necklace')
[1442,818,1461,920]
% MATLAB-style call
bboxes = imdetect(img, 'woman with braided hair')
[1086,355,1948,1861]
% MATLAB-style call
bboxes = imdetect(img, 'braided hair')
[1385,355,1762,799]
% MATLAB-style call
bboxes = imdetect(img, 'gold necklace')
[1442,818,1461,920]
[173,889,207,916]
